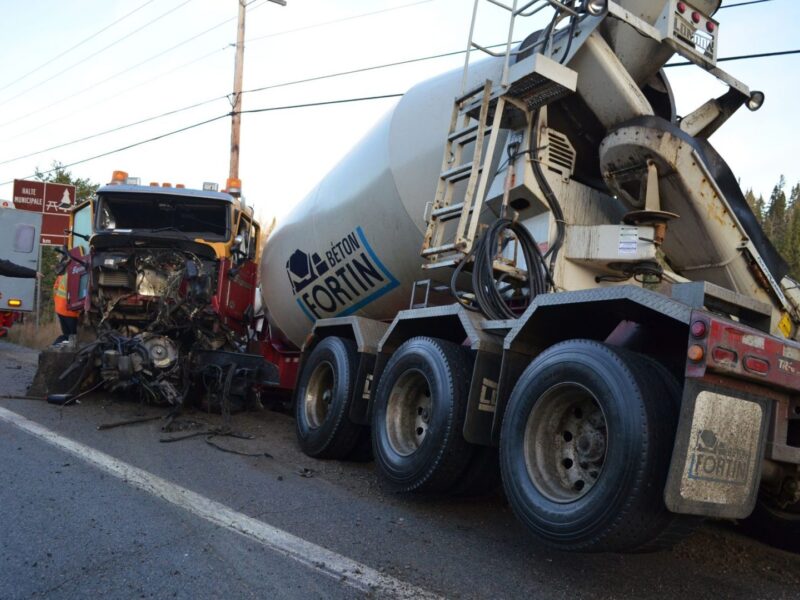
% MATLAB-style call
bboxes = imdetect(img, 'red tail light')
[691,320,707,338]
[712,347,737,364]
[743,356,769,375]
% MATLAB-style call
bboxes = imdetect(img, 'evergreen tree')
[745,188,761,221]
[764,176,788,256]
[787,184,800,279]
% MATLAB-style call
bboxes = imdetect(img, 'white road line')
[0,406,442,600]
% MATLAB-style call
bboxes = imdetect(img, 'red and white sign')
[13,179,75,246]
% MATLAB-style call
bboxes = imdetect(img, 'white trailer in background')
[0,207,42,313]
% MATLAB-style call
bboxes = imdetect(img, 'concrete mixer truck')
[256,0,800,553]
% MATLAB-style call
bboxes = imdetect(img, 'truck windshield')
[95,193,230,240]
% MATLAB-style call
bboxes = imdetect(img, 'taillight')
[691,320,707,338]
[677,1,687,13]
[712,347,737,364]
[743,356,769,375]
[691,11,701,23]
[706,21,716,32]
[688,345,705,362]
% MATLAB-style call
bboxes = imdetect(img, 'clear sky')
[0,0,798,224]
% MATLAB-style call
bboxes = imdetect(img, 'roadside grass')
[5,319,60,350]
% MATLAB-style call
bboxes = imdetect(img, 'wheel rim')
[304,360,334,429]
[385,369,432,457]
[523,382,607,503]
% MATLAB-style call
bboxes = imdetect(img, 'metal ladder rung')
[455,83,486,105]
[441,163,480,183]
[421,242,459,257]
[448,124,492,145]
[422,256,463,270]
[431,202,470,222]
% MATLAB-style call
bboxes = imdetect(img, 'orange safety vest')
[53,274,80,318]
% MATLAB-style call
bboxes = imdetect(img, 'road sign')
[12,179,75,246]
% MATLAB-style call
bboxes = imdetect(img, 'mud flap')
[665,379,770,519]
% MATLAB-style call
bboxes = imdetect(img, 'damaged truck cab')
[62,171,277,409]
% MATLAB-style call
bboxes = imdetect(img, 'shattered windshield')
[95,192,230,240]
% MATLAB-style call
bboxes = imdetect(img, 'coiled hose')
[451,218,551,320]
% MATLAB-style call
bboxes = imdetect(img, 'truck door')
[220,212,259,326]
[0,207,42,312]
[66,200,92,312]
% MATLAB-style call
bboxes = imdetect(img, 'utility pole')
[229,0,287,182]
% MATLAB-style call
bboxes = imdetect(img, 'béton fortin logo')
[285,226,398,321]
[687,429,751,486]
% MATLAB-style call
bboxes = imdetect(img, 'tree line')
[745,177,800,280]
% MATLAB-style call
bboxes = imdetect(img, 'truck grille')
[98,270,133,288]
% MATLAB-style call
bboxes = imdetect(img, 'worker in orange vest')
[53,257,79,346]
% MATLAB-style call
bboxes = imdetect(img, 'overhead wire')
[244,0,434,43]
[0,2,268,130]
[720,0,776,8]
[2,42,796,167]
[0,0,157,95]
[1,43,514,166]
[0,0,427,132]
[5,47,230,144]
[0,96,227,167]
[1,2,795,179]
[0,0,196,108]
[665,48,800,67]
[0,94,404,186]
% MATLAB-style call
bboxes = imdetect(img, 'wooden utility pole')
[228,0,247,181]
[229,0,287,181]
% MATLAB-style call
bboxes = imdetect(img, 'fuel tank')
[259,58,503,348]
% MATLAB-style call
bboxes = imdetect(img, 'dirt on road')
[1,340,799,599]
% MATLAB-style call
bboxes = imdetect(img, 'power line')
[0,94,402,186]
[5,47,229,144]
[239,94,404,115]
[0,1,268,130]
[665,48,800,67]
[1,44,480,166]
[243,47,469,96]
[4,42,795,166]
[720,0,775,8]
[0,0,196,109]
[245,0,433,43]
[0,96,226,167]
[0,114,229,186]
[0,0,157,95]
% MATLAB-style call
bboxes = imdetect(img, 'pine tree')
[745,188,761,221]
[786,183,800,279]
[764,176,788,255]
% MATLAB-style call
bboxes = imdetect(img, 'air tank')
[259,57,504,348]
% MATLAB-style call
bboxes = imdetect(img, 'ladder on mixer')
[420,0,578,271]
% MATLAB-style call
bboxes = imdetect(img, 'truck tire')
[620,351,699,552]
[499,339,681,552]
[371,336,474,493]
[294,337,363,459]
[740,496,800,552]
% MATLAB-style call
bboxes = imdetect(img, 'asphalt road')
[1,341,799,599]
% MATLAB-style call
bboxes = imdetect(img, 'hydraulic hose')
[451,218,551,320]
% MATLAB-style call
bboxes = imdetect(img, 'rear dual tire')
[371,336,478,494]
[500,340,689,552]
